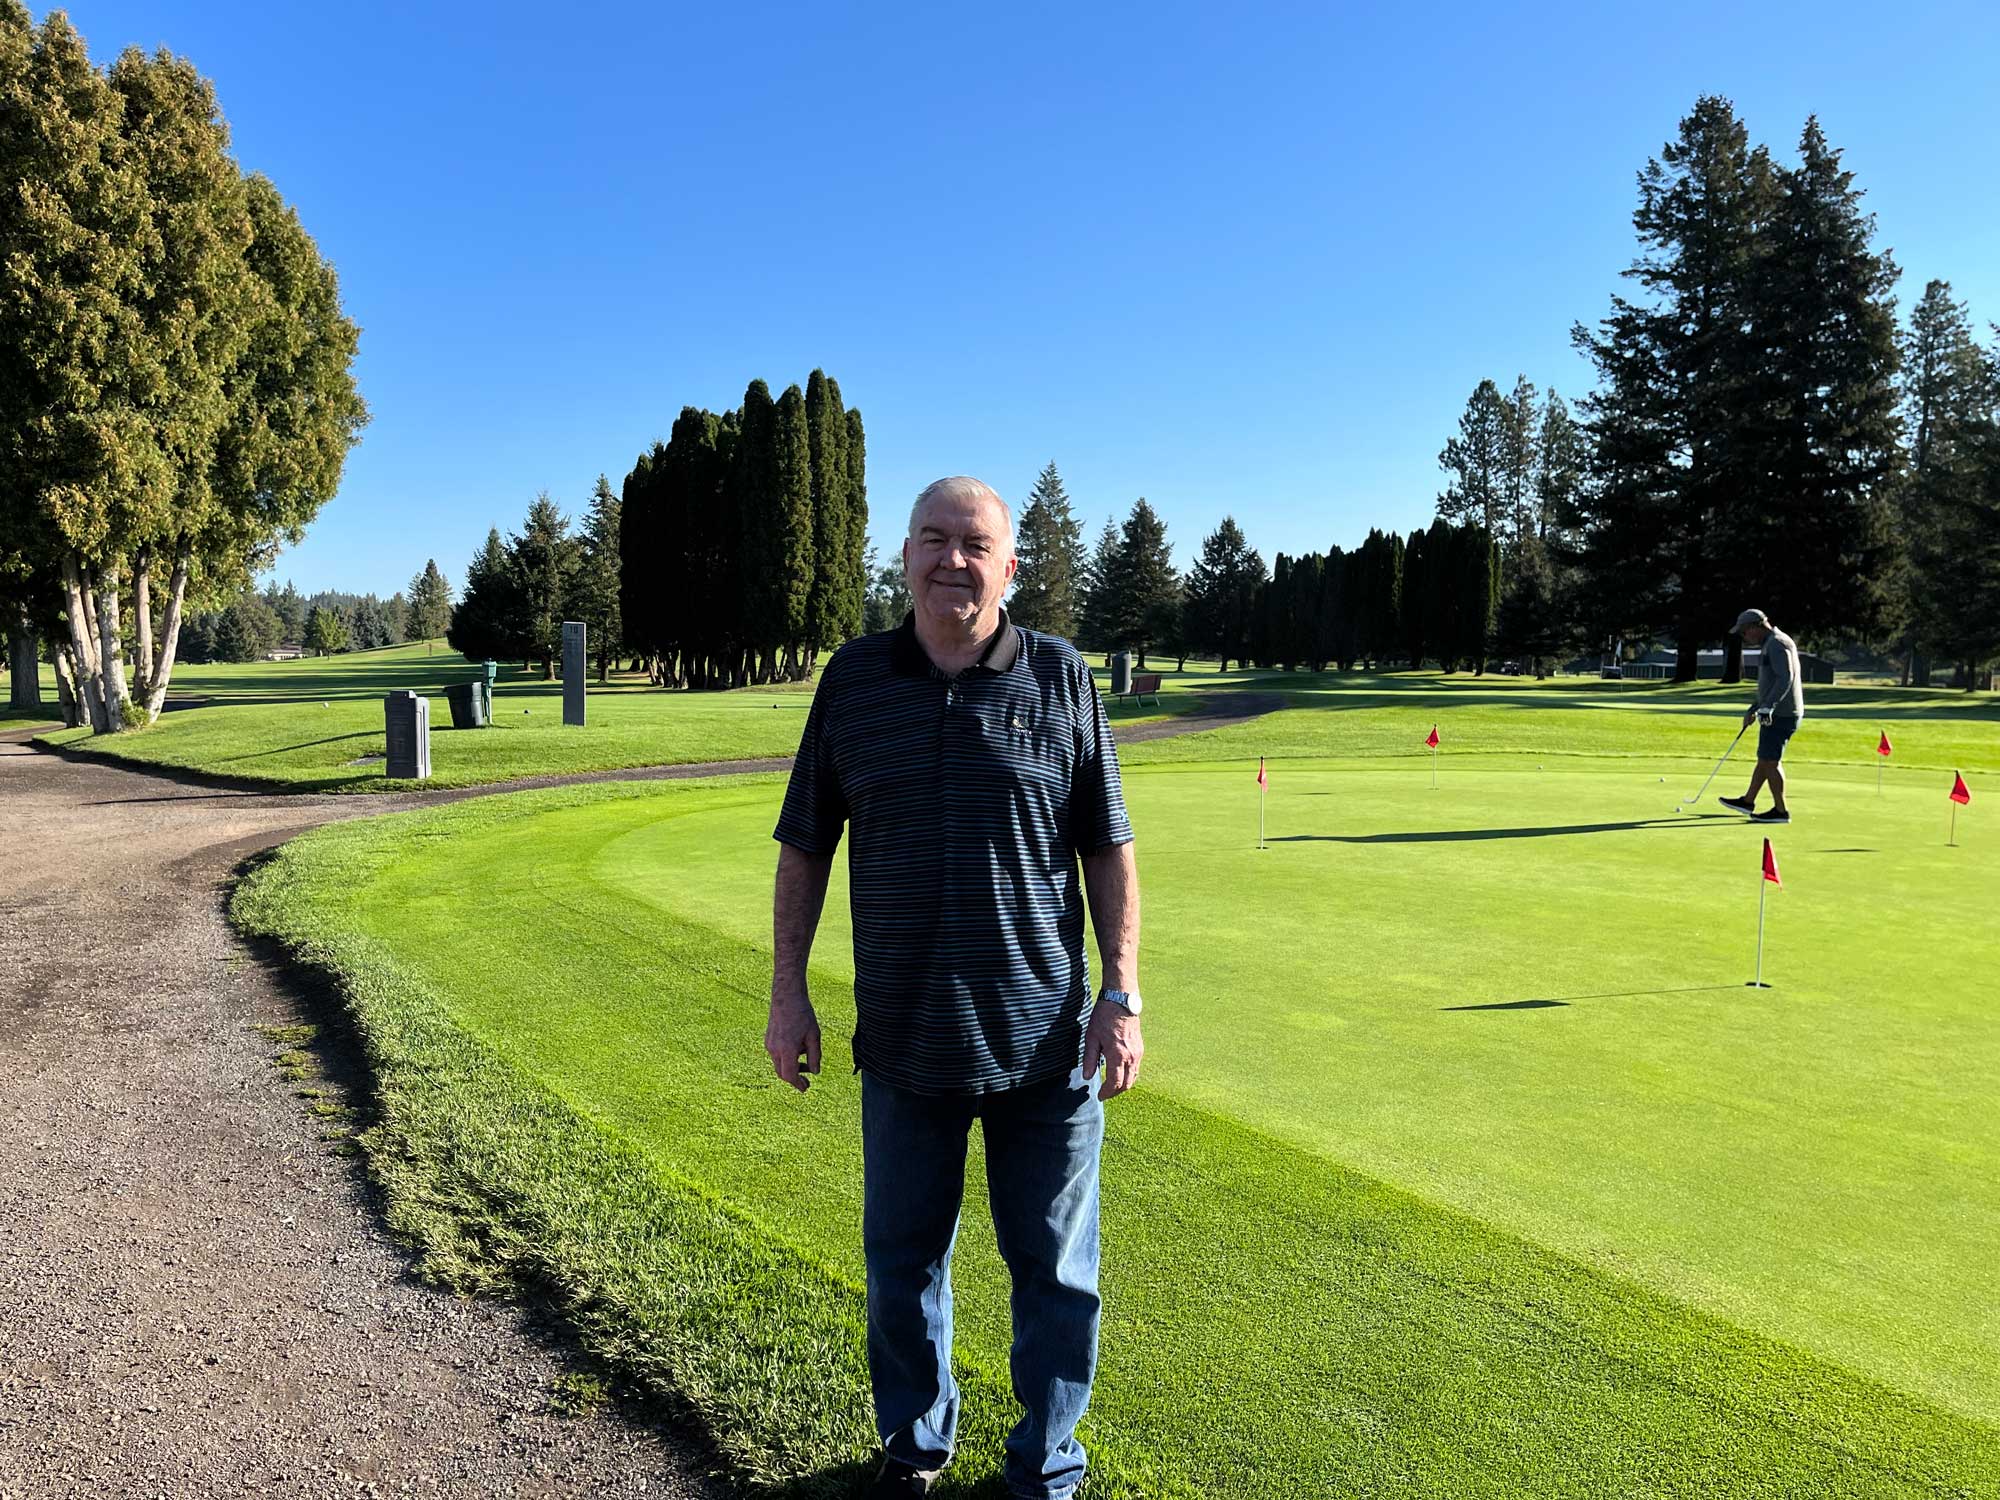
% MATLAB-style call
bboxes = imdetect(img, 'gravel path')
[0,691,1276,1499]
[0,728,727,1500]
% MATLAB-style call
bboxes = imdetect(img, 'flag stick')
[1751,874,1770,988]
[1877,758,1883,796]
[1430,743,1437,790]
[1259,779,1266,850]
[1950,801,1957,848]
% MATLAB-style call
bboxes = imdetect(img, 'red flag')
[1762,838,1781,887]
[1425,725,1440,749]
[1876,731,1892,758]
[1950,771,1971,805]
[1256,757,1267,790]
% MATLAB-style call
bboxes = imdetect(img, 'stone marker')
[384,690,430,779]
[562,621,586,727]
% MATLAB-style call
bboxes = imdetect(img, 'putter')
[1678,721,1751,810]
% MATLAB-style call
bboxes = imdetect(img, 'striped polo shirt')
[773,609,1134,1095]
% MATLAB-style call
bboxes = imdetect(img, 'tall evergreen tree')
[448,528,516,661]
[1436,379,1510,537]
[1181,516,1265,670]
[1574,95,1776,681]
[1076,518,1124,655]
[728,380,781,684]
[405,559,453,643]
[804,369,851,660]
[1011,463,1085,638]
[770,383,815,677]
[1897,283,2000,683]
[1535,390,1588,546]
[1113,498,1178,670]
[1498,375,1541,554]
[504,496,576,675]
[1722,116,1902,675]
[575,474,622,680]
[619,443,662,675]
[844,403,868,642]
[1401,527,1430,668]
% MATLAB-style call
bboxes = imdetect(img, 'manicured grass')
[234,731,1999,1495]
[33,641,824,790]
[33,638,1998,791]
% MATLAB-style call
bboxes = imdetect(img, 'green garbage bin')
[444,680,488,729]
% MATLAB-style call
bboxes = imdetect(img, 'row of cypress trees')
[618,371,865,688]
[1247,521,1499,673]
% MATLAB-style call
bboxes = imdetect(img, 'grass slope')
[234,748,1998,1496]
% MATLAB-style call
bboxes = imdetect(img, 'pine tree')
[405,560,453,643]
[1534,390,1587,546]
[1182,516,1266,670]
[728,380,781,684]
[1113,499,1178,670]
[1726,116,1901,668]
[1076,518,1124,655]
[504,497,576,675]
[576,474,622,680]
[1898,283,2000,683]
[1011,463,1085,638]
[1499,375,1540,554]
[1437,380,1510,537]
[1574,95,1777,681]
[619,443,661,676]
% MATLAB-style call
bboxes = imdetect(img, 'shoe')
[1751,808,1790,824]
[866,1458,939,1497]
[1718,795,1755,815]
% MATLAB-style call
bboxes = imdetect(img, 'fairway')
[235,742,2000,1495]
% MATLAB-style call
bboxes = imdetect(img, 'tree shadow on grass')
[1271,817,1723,844]
[1442,984,1742,1011]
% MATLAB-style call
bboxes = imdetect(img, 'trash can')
[444,680,488,729]
[483,658,498,699]
[1110,651,1133,696]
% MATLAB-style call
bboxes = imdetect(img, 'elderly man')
[1720,608,1803,824]
[766,477,1143,1500]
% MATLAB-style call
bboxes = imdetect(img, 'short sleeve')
[1069,663,1134,852]
[773,681,848,855]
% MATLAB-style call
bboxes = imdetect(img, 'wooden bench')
[1118,671,1163,708]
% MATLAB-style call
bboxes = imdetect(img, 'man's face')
[903,492,1017,629]
[1743,624,1769,647]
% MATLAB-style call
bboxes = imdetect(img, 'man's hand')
[1083,1000,1143,1101]
[1742,707,1758,728]
[765,994,822,1092]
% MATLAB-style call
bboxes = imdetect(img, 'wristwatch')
[1098,989,1143,1016]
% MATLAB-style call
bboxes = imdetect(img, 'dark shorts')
[1757,715,1799,762]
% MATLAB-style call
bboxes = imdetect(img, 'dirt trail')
[0,692,1276,1497]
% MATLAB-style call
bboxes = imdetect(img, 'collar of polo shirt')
[890,608,1023,679]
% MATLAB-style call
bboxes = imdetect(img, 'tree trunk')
[54,642,81,727]
[133,546,154,705]
[94,562,132,730]
[60,554,110,733]
[1671,621,1701,684]
[1717,634,1743,684]
[7,606,40,708]
[1911,651,1932,687]
[140,542,191,722]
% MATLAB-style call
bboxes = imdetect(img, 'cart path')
[0,729,727,1499]
[0,688,1280,1497]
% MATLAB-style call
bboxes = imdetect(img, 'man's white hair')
[908,477,1014,549]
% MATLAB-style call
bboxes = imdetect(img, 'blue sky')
[39,0,2000,598]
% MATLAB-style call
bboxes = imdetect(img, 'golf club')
[1677,721,1751,811]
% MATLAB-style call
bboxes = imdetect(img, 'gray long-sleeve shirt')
[1755,627,1805,719]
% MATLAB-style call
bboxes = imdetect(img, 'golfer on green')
[1720,608,1802,824]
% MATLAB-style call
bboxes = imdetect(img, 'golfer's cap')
[1733,608,1769,633]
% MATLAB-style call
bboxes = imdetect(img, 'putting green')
[240,750,1999,1495]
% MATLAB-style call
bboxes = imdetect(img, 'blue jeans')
[861,1068,1104,1500]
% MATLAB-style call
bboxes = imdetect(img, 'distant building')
[1622,646,1835,684]
[266,643,304,661]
